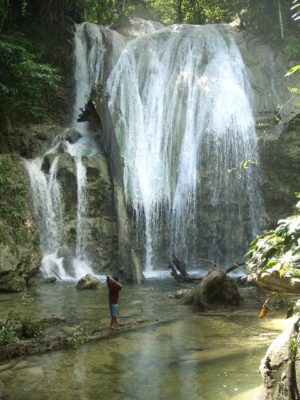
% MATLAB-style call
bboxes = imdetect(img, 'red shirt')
[107,279,122,304]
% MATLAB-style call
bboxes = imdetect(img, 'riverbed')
[0,279,288,400]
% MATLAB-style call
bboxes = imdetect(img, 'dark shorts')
[109,303,118,317]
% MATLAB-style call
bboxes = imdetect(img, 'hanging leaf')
[285,65,300,77]
[258,299,268,319]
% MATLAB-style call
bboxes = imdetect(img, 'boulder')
[76,274,100,290]
[256,315,300,400]
[63,128,82,144]
[44,277,57,283]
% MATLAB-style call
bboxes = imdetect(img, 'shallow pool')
[0,279,287,400]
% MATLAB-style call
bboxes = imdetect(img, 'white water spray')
[106,24,264,271]
[26,19,265,278]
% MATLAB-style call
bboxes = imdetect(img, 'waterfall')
[26,19,265,278]
[106,23,264,272]
[25,157,63,253]
[25,23,125,280]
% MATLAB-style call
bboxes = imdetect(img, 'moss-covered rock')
[0,154,41,292]
[76,274,100,290]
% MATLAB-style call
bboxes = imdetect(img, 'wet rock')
[57,140,69,153]
[172,288,193,299]
[0,380,5,399]
[76,274,100,290]
[57,246,75,276]
[257,315,300,400]
[0,125,65,158]
[0,272,27,292]
[63,128,82,144]
[235,31,300,224]
[44,277,57,283]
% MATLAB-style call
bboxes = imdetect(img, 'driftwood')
[169,256,243,310]
[248,273,300,294]
[168,255,202,282]
[169,255,244,284]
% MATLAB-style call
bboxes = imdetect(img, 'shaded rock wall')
[259,116,300,225]
[236,29,300,225]
[43,149,119,273]
[0,155,41,291]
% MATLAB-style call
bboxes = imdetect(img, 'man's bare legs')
[110,316,119,329]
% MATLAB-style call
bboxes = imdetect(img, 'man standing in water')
[106,275,123,329]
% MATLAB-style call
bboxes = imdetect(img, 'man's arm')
[107,275,123,288]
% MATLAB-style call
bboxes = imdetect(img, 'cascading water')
[25,157,63,253]
[26,19,265,279]
[25,23,125,279]
[106,23,265,273]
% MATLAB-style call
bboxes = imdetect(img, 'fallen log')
[171,255,189,277]
[168,255,245,283]
[168,255,202,282]
[0,317,179,362]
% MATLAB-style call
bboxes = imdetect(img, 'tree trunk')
[177,0,182,23]
[192,268,242,311]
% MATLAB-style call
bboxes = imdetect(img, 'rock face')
[257,316,300,400]
[76,274,100,289]
[0,125,69,159]
[235,29,300,225]
[82,154,119,271]
[259,117,300,225]
[41,148,119,273]
[0,155,42,292]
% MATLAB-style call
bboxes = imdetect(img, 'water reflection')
[0,280,288,400]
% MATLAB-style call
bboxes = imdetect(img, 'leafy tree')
[0,33,61,123]
[291,0,300,20]
[246,195,300,283]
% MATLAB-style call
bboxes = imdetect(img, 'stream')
[0,280,288,400]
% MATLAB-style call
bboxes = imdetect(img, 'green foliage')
[284,36,300,59]
[179,0,240,24]
[0,309,46,345]
[286,300,300,318]
[246,195,300,281]
[21,293,34,305]
[20,314,46,339]
[227,159,259,179]
[0,311,19,345]
[0,155,27,227]
[290,336,298,360]
[84,0,125,25]
[67,324,88,348]
[291,0,300,21]
[0,32,61,122]
[84,0,241,25]
[286,64,300,76]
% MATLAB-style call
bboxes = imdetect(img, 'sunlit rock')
[76,274,100,290]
